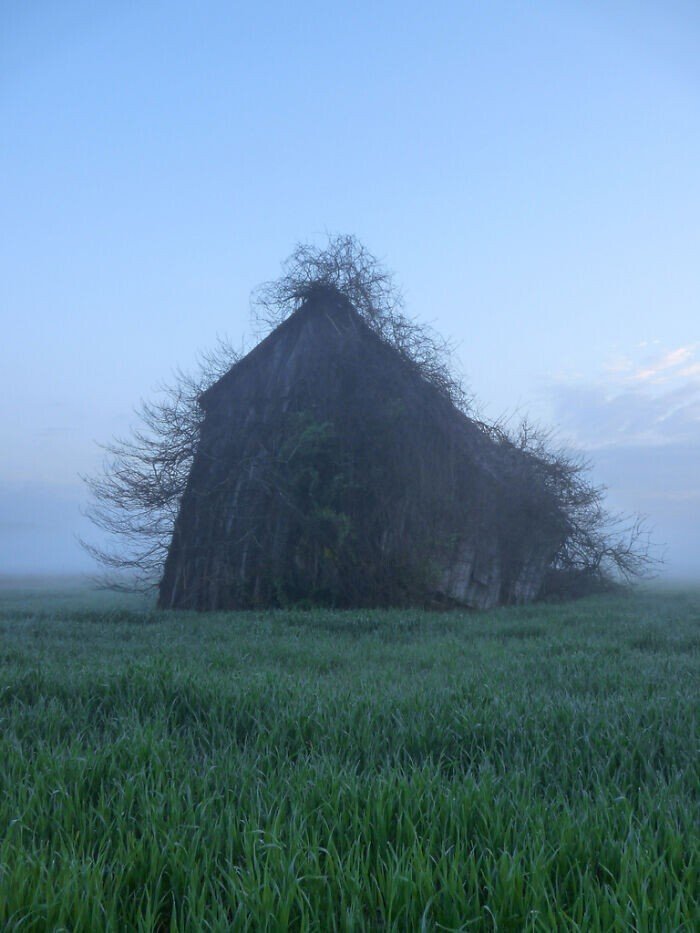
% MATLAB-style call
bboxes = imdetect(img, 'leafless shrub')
[80,338,239,590]
[489,417,658,595]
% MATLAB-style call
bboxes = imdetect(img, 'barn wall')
[159,296,563,610]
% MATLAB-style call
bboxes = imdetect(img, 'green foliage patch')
[0,588,698,930]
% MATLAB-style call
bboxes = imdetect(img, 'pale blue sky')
[1,1,699,575]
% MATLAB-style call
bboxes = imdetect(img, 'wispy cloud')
[547,344,700,450]
[543,343,700,577]
[630,344,698,385]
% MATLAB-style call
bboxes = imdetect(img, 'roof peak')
[295,282,354,309]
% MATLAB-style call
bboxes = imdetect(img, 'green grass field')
[0,583,698,930]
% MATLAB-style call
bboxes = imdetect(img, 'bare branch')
[80,336,240,590]
[252,234,471,411]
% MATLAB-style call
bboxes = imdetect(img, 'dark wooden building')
[159,287,564,610]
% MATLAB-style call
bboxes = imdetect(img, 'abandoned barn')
[158,285,566,610]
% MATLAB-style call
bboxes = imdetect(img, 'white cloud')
[542,343,700,578]
[631,344,697,384]
[547,344,700,449]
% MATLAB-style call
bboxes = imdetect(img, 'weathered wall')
[159,294,563,610]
